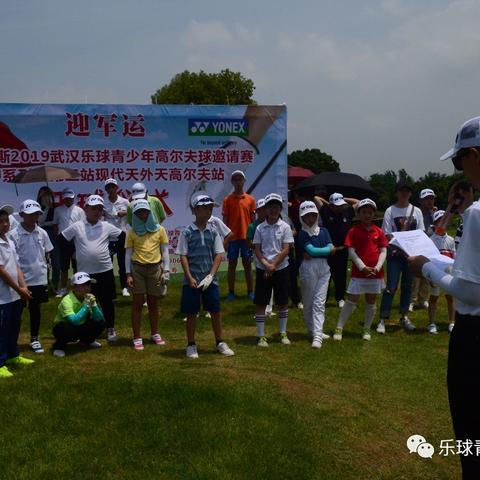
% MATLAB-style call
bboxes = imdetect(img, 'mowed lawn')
[0,273,460,479]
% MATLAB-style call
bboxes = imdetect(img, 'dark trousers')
[0,300,23,367]
[448,313,480,479]
[380,254,413,318]
[109,231,127,289]
[53,318,106,350]
[288,247,301,305]
[327,247,349,302]
[90,269,116,329]
[27,285,49,339]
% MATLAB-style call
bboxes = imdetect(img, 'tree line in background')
[288,148,463,211]
[151,69,463,212]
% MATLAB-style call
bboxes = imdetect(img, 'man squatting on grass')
[52,272,106,358]
[176,194,235,359]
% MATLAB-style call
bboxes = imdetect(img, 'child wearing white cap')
[9,200,53,354]
[52,272,105,357]
[127,182,166,226]
[426,210,456,334]
[252,193,294,346]
[53,188,85,297]
[0,207,34,379]
[176,194,234,359]
[333,199,388,341]
[61,195,121,342]
[297,201,334,348]
[125,199,170,351]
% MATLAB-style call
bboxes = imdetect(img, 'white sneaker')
[107,328,117,342]
[186,344,199,359]
[121,287,130,297]
[448,322,455,333]
[362,330,371,341]
[205,311,212,319]
[311,337,323,349]
[280,332,291,345]
[338,300,345,308]
[217,341,235,356]
[376,320,386,334]
[427,323,438,335]
[89,340,102,348]
[321,332,330,339]
[55,288,67,298]
[265,304,273,315]
[400,316,416,332]
[53,349,65,358]
[408,303,415,312]
[333,328,343,341]
[297,302,304,310]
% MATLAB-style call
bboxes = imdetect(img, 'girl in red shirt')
[333,199,388,341]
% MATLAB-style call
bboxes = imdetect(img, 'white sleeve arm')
[125,248,132,274]
[374,247,387,272]
[422,262,480,305]
[348,247,366,271]
[161,243,170,271]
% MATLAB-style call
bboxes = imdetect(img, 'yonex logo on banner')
[188,118,249,136]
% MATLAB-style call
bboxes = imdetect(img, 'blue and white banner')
[0,104,287,271]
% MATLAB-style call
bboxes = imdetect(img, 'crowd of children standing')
[0,169,456,378]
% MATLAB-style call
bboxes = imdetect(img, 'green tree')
[151,69,256,105]
[368,170,398,211]
[288,148,340,173]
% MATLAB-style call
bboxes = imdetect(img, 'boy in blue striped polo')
[176,195,235,359]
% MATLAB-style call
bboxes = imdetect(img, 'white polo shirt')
[8,214,19,231]
[62,220,121,274]
[208,216,231,241]
[53,204,85,233]
[0,236,20,304]
[104,195,129,232]
[252,218,294,270]
[9,224,54,286]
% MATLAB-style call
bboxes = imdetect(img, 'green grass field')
[0,273,460,479]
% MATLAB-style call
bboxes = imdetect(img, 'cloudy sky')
[1,0,479,178]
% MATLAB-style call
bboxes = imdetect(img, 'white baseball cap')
[132,199,151,213]
[419,188,436,199]
[441,116,480,164]
[231,170,246,180]
[432,210,446,223]
[356,198,377,211]
[299,200,319,217]
[85,195,104,207]
[0,204,14,215]
[62,188,75,199]
[329,193,347,206]
[264,193,283,206]
[105,178,118,187]
[191,194,215,208]
[20,199,42,214]
[256,198,266,210]
[131,182,147,200]
[71,272,96,285]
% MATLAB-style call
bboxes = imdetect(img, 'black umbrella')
[292,171,376,200]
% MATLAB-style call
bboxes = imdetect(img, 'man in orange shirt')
[222,170,256,301]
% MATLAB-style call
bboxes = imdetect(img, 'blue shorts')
[227,239,252,261]
[181,283,220,315]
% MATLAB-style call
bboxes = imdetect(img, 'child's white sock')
[364,303,377,330]
[337,300,357,329]
[255,314,266,337]
[279,309,288,333]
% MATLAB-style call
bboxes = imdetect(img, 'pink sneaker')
[133,338,144,351]
[151,333,166,345]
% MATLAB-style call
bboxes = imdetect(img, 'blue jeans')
[380,254,413,318]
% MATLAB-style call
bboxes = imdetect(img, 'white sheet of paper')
[389,230,454,267]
